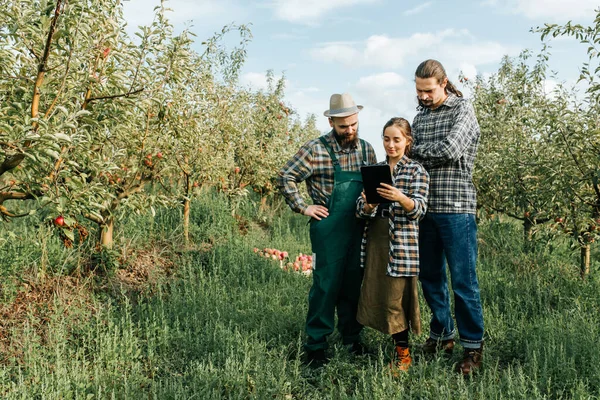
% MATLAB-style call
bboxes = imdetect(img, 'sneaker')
[422,337,455,355]
[456,344,483,376]
[305,349,330,368]
[390,346,412,374]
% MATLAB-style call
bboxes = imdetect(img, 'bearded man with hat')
[277,93,377,367]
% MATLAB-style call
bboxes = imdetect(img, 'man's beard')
[333,127,359,149]
[418,97,433,109]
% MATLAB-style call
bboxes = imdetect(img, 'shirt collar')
[387,154,409,170]
[442,93,460,108]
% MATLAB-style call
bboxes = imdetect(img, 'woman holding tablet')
[355,117,429,372]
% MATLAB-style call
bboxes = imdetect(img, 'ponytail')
[415,59,463,97]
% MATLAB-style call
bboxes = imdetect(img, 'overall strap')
[319,136,342,173]
[359,139,367,164]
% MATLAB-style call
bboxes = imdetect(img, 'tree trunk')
[183,173,191,245]
[183,197,190,244]
[99,218,114,248]
[580,244,590,278]
[523,219,533,252]
[259,195,268,213]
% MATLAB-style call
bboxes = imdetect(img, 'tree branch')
[84,87,144,105]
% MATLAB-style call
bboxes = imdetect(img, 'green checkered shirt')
[277,130,377,214]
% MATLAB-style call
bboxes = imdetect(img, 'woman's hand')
[377,183,403,202]
[361,191,378,214]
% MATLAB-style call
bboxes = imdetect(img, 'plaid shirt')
[411,93,480,214]
[277,130,377,214]
[356,156,429,277]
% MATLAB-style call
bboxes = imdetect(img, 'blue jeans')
[418,213,484,349]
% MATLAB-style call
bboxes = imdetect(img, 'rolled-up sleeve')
[405,166,429,221]
[276,145,313,214]
[356,195,378,219]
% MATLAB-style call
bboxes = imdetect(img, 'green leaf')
[63,229,75,241]
[43,149,60,159]
[53,132,72,142]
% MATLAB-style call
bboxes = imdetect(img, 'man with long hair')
[410,59,485,375]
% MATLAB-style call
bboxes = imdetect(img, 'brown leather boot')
[422,337,455,355]
[456,344,483,375]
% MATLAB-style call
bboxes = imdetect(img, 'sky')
[122,0,599,161]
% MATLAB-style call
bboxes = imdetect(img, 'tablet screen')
[360,165,393,204]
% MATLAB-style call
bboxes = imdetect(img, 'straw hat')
[323,93,363,117]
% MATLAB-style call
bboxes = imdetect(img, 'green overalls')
[305,137,367,352]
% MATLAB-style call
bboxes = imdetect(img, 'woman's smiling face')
[383,125,408,161]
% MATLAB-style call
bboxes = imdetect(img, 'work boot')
[422,337,455,355]
[456,344,483,376]
[305,349,330,368]
[390,346,412,374]
[346,342,367,356]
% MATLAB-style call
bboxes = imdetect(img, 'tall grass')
[0,194,599,399]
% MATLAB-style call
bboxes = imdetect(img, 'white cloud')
[516,0,598,20]
[240,72,288,91]
[298,87,321,93]
[311,29,516,70]
[310,42,364,67]
[440,41,519,67]
[457,63,478,80]
[268,0,377,24]
[356,72,405,89]
[485,0,598,20]
[403,2,433,16]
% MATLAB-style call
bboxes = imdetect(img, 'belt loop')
[381,207,390,218]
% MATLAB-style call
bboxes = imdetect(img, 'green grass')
[0,194,599,399]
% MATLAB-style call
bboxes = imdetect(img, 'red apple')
[156,152,163,159]
[234,167,240,174]
[54,215,65,227]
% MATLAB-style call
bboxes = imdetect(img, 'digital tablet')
[360,164,393,204]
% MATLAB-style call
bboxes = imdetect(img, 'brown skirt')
[357,216,421,335]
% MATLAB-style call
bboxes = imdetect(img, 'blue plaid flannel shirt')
[411,93,480,214]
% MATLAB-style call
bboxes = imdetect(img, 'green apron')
[305,137,367,352]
